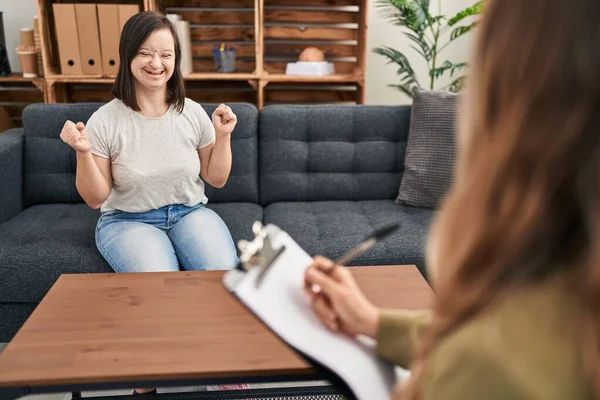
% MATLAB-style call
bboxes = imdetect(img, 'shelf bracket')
[31,78,45,93]
[44,79,58,103]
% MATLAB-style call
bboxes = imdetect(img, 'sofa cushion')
[0,303,37,343]
[396,88,458,208]
[206,203,263,245]
[0,204,109,303]
[0,203,263,303]
[201,103,259,203]
[23,103,101,207]
[260,105,411,205]
[264,200,434,275]
[0,128,24,224]
[22,103,259,207]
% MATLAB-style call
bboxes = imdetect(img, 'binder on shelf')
[166,14,182,24]
[174,20,193,75]
[97,4,120,76]
[118,5,140,33]
[52,4,83,75]
[166,15,192,75]
[75,4,103,75]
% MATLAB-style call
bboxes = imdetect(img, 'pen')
[309,223,400,293]
[332,223,400,269]
[313,222,401,287]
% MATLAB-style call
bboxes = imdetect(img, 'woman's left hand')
[212,103,237,137]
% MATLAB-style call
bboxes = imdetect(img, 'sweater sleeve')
[419,343,528,400]
[376,309,432,369]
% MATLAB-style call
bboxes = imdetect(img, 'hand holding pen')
[303,224,400,338]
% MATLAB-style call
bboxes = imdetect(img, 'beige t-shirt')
[87,98,215,213]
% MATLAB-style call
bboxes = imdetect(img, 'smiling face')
[130,28,175,92]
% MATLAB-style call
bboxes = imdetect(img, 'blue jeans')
[95,204,239,273]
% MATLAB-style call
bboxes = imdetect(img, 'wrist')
[215,130,232,140]
[76,149,92,157]
[360,305,381,339]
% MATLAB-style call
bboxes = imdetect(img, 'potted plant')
[373,0,482,97]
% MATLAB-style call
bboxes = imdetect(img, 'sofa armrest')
[0,128,24,224]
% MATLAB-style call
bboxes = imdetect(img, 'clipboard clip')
[237,222,286,288]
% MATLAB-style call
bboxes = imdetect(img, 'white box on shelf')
[285,62,335,76]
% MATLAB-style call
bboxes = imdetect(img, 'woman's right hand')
[304,256,381,338]
[60,120,91,154]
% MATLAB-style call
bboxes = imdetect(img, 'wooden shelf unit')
[3,0,368,117]
[0,74,45,85]
[0,74,45,127]
[263,74,362,83]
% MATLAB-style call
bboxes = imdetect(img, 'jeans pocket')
[97,210,124,231]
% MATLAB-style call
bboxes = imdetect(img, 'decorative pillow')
[396,87,459,209]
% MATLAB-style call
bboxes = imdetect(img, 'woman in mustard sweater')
[304,0,600,398]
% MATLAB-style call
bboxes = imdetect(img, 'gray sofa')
[0,103,434,342]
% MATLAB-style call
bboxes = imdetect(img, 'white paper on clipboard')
[223,226,404,400]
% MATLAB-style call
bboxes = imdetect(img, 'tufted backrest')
[259,105,411,205]
[201,103,259,203]
[22,102,259,206]
[23,103,99,206]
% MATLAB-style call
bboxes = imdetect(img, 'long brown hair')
[405,0,600,397]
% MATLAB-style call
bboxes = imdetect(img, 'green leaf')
[450,62,467,77]
[442,75,467,93]
[450,22,477,41]
[429,60,467,80]
[429,60,451,80]
[373,46,420,90]
[405,32,432,60]
[388,83,418,98]
[413,0,434,24]
[390,0,431,27]
[431,15,446,24]
[409,44,428,60]
[447,1,483,26]
[376,0,431,34]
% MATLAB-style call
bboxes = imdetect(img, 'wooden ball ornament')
[299,47,326,62]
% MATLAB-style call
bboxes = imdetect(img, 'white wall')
[0,0,475,105]
[365,0,476,104]
[0,0,38,74]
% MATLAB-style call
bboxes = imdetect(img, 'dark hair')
[403,0,600,397]
[112,11,185,113]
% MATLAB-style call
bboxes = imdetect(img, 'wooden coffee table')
[0,266,432,400]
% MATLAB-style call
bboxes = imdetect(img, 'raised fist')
[60,120,91,154]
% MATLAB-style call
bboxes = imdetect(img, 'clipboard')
[223,222,402,400]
